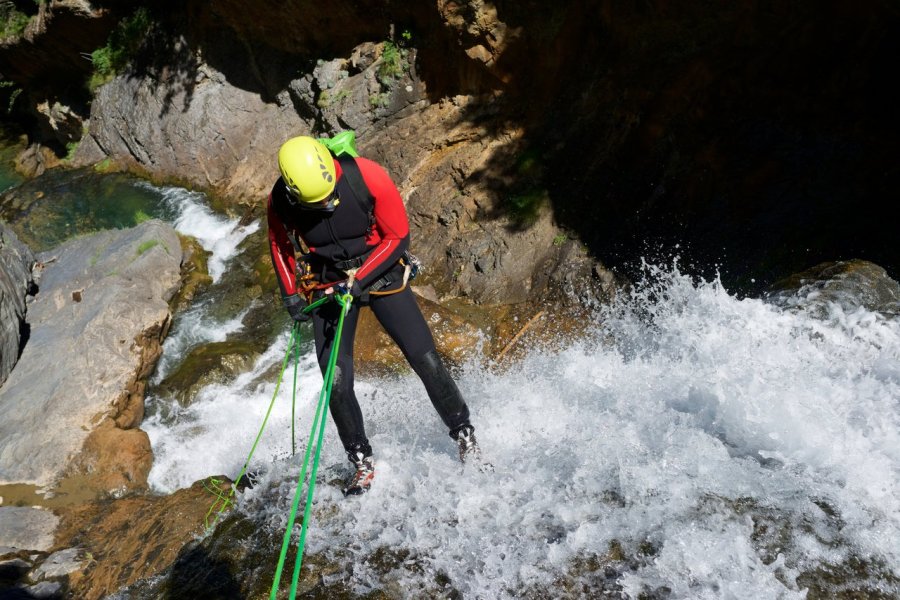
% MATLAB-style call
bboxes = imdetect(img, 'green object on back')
[319,130,359,158]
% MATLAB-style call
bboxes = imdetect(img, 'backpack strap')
[333,155,377,272]
[336,155,374,217]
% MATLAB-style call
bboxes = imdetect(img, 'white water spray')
[144,267,900,598]
[139,182,258,281]
[134,182,259,383]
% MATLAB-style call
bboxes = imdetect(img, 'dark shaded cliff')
[2,0,898,296]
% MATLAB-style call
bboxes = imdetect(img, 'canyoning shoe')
[235,470,260,491]
[342,451,375,496]
[451,425,482,464]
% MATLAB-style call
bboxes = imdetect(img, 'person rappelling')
[266,134,483,496]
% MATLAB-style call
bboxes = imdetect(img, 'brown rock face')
[54,479,214,600]
[354,289,482,375]
[71,421,153,497]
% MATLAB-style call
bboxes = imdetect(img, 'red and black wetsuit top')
[267,156,410,299]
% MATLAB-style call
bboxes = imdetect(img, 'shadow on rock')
[162,541,243,600]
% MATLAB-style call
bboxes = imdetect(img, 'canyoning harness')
[295,248,421,304]
[204,292,353,600]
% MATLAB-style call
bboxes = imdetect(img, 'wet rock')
[12,143,60,179]
[0,222,35,388]
[768,260,900,317]
[0,221,182,497]
[53,478,220,600]
[21,580,63,598]
[111,512,346,599]
[354,291,481,375]
[156,340,259,406]
[31,547,84,580]
[170,234,212,312]
[0,507,59,552]
[0,557,32,583]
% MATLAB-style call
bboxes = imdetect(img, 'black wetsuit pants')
[311,286,471,455]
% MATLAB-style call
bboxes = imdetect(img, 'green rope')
[204,322,300,529]
[289,293,352,597]
[291,324,301,456]
[203,295,332,529]
[291,295,329,457]
[269,293,353,599]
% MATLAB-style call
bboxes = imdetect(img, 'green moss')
[134,209,151,224]
[89,238,113,267]
[93,157,113,172]
[136,239,159,256]
[553,233,569,246]
[318,88,351,109]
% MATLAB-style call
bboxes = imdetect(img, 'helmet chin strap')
[294,197,338,213]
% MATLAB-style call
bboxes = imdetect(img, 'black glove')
[283,293,310,322]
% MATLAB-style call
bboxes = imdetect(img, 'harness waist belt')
[334,249,374,271]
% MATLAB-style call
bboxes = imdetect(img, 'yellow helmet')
[277,136,336,203]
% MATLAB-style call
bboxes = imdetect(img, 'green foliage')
[89,8,152,91]
[64,140,79,161]
[133,209,151,224]
[505,189,547,228]
[377,40,406,84]
[0,6,31,40]
[515,148,542,175]
[369,92,390,109]
[317,89,351,109]
[400,29,412,44]
[6,87,21,114]
[553,233,569,246]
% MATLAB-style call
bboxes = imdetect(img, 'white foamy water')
[144,268,900,598]
[150,301,249,384]
[132,182,259,383]
[141,182,259,281]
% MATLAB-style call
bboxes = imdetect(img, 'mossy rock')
[156,340,259,406]
[170,234,213,312]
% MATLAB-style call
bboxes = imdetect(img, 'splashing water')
[150,301,249,385]
[140,182,258,281]
[144,266,900,598]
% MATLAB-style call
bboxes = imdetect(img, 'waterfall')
[143,264,900,598]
